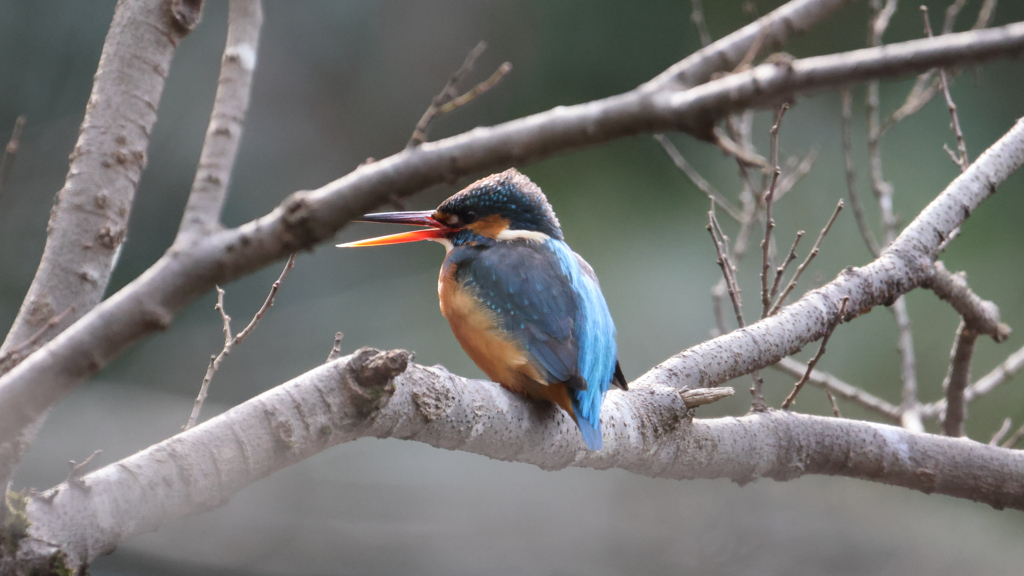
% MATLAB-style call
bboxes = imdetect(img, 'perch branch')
[17,349,1024,572]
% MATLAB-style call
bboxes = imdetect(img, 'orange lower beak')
[337,210,454,248]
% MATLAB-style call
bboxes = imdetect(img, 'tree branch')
[942,321,977,437]
[17,348,1024,571]
[646,0,853,90]
[2,21,1024,453]
[176,0,263,242]
[0,0,203,487]
[635,117,1024,391]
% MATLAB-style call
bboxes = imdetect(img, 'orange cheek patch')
[467,214,509,239]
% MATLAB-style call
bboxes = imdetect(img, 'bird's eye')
[462,211,478,224]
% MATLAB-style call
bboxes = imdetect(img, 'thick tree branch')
[17,348,1024,571]
[1,23,1023,452]
[176,0,262,242]
[0,0,202,487]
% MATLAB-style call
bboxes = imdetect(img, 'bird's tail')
[571,395,603,451]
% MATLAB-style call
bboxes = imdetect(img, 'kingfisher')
[339,168,627,450]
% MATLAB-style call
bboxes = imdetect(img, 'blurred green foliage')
[3,1,1024,574]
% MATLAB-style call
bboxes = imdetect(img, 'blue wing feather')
[455,242,581,386]
[451,238,617,451]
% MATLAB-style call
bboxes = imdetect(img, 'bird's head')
[338,168,563,249]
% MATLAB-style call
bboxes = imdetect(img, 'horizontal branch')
[1,21,1023,452]
[20,348,1024,570]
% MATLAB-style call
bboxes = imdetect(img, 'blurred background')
[2,0,1024,574]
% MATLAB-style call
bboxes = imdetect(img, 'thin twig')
[840,89,880,257]
[922,5,969,171]
[771,358,902,422]
[1001,422,1024,449]
[326,332,344,362]
[990,417,1012,446]
[773,147,818,202]
[0,115,26,199]
[690,0,713,47]
[654,134,743,220]
[67,450,102,490]
[707,212,744,329]
[760,105,787,318]
[711,281,728,337]
[407,42,511,148]
[768,199,843,315]
[783,297,849,409]
[826,390,842,418]
[186,254,296,429]
[708,208,767,412]
[770,230,804,304]
[437,63,512,115]
[941,321,977,437]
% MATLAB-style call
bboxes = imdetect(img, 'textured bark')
[0,25,1022,454]
[16,349,1024,571]
[0,0,202,488]
[175,0,262,242]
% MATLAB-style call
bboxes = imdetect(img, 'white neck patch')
[496,229,551,243]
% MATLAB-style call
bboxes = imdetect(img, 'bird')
[338,168,627,450]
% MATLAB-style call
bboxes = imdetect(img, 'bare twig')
[707,211,744,329]
[690,0,713,47]
[66,450,101,490]
[922,5,969,171]
[654,134,743,219]
[327,332,344,362]
[437,63,512,115]
[711,282,728,337]
[782,297,849,409]
[1001,423,1024,449]
[407,42,511,148]
[770,230,804,304]
[768,199,843,315]
[713,127,769,170]
[708,208,767,412]
[826,390,842,417]
[941,321,978,437]
[772,357,901,422]
[0,115,26,199]
[840,89,880,256]
[990,418,1012,446]
[772,147,817,201]
[760,105,787,318]
[186,254,296,429]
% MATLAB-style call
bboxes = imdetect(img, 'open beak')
[336,210,453,247]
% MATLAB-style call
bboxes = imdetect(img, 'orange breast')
[438,264,575,418]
